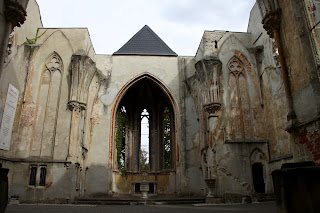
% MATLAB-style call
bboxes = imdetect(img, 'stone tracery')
[113,75,175,173]
[32,53,63,157]
[228,56,253,140]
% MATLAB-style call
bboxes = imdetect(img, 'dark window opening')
[39,167,47,186]
[76,164,81,190]
[252,163,265,193]
[135,183,141,193]
[163,106,171,169]
[116,106,127,169]
[149,183,155,193]
[29,166,37,186]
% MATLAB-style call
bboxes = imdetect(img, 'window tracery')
[3,29,15,67]
[33,53,62,157]
[140,109,150,171]
[113,76,175,173]
[228,57,253,140]
[163,106,172,170]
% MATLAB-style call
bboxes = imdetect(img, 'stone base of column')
[206,196,222,204]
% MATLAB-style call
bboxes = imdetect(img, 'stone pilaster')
[195,56,222,114]
[67,55,98,162]
[67,101,86,162]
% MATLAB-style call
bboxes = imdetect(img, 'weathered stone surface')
[272,163,320,213]
[0,0,319,205]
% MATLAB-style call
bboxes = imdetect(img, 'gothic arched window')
[163,106,172,170]
[228,57,252,140]
[116,106,127,169]
[140,109,150,171]
[114,76,176,173]
[33,53,63,157]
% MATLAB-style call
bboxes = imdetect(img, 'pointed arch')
[228,55,253,140]
[249,148,267,163]
[250,147,267,194]
[33,52,63,157]
[110,73,179,172]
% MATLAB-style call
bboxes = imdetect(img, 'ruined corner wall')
[247,3,293,172]
[278,0,320,165]
[178,56,204,196]
[0,0,112,201]
[185,25,275,196]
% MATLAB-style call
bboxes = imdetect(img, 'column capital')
[262,9,282,38]
[68,100,86,111]
[4,0,27,27]
[204,103,221,114]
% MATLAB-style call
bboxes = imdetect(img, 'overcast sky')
[36,0,256,56]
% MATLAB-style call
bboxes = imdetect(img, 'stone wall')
[1,0,319,203]
[277,0,320,164]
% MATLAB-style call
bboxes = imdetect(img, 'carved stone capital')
[69,55,98,105]
[201,57,222,70]
[4,0,27,27]
[204,103,221,114]
[195,56,222,82]
[68,100,86,111]
[262,9,282,38]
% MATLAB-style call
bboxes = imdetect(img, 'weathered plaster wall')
[277,0,320,165]
[1,161,76,203]
[1,0,319,204]
[102,55,184,195]
[0,0,42,158]
[279,0,320,124]
[178,56,203,195]
[189,26,277,197]
[36,28,96,61]
[0,1,104,201]
[218,32,271,194]
[247,3,292,164]
[0,0,41,92]
[84,77,111,196]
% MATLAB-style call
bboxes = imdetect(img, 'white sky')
[36,0,256,56]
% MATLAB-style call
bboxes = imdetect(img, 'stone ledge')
[225,139,268,144]
[0,157,71,164]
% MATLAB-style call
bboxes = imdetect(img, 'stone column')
[195,56,222,203]
[260,5,296,126]
[195,56,222,110]
[67,101,86,162]
[0,0,27,79]
[67,55,99,162]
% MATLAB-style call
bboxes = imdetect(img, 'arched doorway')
[113,74,176,175]
[252,163,265,193]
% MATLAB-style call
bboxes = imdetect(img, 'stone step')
[252,194,275,202]
[74,197,206,205]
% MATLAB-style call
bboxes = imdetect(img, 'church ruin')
[0,0,319,204]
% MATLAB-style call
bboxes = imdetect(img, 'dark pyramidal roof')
[113,25,177,56]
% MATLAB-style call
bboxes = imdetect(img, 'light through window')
[140,109,149,171]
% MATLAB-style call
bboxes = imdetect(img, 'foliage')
[163,107,171,169]
[140,149,149,171]
[264,65,276,70]
[24,29,47,44]
[116,107,126,169]
[260,65,276,77]
[119,168,128,179]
